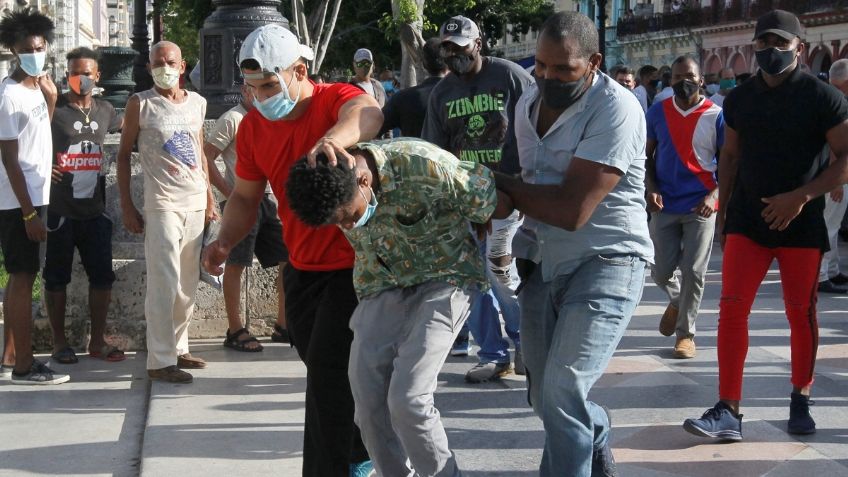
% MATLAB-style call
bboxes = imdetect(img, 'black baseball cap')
[440,16,481,47]
[753,9,802,41]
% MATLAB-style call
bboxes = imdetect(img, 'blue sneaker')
[450,335,470,357]
[350,459,374,477]
[683,401,743,441]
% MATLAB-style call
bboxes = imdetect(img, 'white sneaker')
[10,360,70,385]
[0,364,12,378]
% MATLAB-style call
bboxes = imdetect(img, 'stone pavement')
[1,245,847,476]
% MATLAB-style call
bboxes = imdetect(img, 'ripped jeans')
[462,211,522,363]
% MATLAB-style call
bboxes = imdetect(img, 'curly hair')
[67,47,100,62]
[285,154,358,227]
[0,8,55,51]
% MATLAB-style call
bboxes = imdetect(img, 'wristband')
[22,210,38,222]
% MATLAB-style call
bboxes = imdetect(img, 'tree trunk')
[392,0,425,88]
[290,0,343,74]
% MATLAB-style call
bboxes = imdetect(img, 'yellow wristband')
[22,210,38,222]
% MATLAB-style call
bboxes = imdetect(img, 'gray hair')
[830,59,848,84]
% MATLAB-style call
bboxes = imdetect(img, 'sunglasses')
[355,61,372,68]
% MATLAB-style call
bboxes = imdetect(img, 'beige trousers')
[143,209,205,370]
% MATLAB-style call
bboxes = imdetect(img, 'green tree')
[424,0,553,53]
[160,0,215,65]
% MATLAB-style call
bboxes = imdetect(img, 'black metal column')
[198,0,289,118]
[597,0,608,73]
[132,0,153,92]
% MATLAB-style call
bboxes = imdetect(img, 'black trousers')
[283,265,369,476]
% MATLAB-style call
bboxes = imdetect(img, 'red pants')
[718,234,821,401]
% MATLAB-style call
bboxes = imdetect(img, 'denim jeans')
[463,211,522,363]
[520,254,646,477]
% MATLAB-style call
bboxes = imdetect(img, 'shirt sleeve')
[0,94,25,140]
[379,95,399,137]
[574,94,646,174]
[715,110,726,150]
[817,85,848,133]
[645,102,660,141]
[634,86,648,113]
[234,115,265,181]
[451,160,497,223]
[206,111,237,152]
[328,83,367,123]
[421,85,449,149]
[105,103,122,133]
[500,67,534,175]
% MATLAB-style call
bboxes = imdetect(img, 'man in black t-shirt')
[422,15,534,384]
[379,37,446,138]
[44,47,123,365]
[683,10,848,441]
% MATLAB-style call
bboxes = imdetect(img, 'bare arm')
[0,139,46,241]
[199,127,218,222]
[760,120,848,230]
[202,176,266,275]
[203,142,232,198]
[117,95,143,234]
[717,125,740,237]
[496,157,624,232]
[38,75,58,121]
[644,138,663,212]
[307,94,384,167]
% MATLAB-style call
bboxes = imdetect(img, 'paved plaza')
[1,245,847,476]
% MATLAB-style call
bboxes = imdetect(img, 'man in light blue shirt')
[494,12,653,477]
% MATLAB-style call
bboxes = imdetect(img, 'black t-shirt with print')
[49,95,121,220]
[723,66,848,250]
[422,56,534,174]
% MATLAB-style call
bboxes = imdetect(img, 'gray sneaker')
[0,364,12,378]
[514,350,526,376]
[10,360,70,385]
[465,361,511,383]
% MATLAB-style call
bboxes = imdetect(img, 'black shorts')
[223,194,288,268]
[42,211,116,291]
[0,207,43,275]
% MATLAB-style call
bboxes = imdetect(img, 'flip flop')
[51,346,79,364]
[89,345,126,362]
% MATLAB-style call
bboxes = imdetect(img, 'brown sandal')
[177,353,207,369]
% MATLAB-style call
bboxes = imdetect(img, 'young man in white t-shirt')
[0,9,67,385]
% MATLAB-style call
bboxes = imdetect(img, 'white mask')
[152,66,181,89]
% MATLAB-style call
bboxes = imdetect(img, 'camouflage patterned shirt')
[344,138,496,299]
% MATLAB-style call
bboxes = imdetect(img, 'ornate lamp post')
[132,0,152,92]
[597,0,608,73]
[198,0,289,119]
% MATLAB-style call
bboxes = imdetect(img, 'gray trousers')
[348,282,472,477]
[649,211,716,338]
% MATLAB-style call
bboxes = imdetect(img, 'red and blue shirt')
[647,96,724,214]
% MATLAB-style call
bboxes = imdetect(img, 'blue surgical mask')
[381,80,395,93]
[18,51,46,77]
[253,71,301,121]
[353,186,377,228]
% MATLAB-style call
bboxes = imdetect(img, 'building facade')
[616,1,848,75]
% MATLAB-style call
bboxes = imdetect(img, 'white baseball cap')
[353,48,373,63]
[239,24,314,79]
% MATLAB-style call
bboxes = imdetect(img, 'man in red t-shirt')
[202,24,383,477]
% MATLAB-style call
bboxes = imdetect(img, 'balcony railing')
[616,1,844,39]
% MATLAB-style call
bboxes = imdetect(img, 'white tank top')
[136,88,207,211]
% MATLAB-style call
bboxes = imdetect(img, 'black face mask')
[538,68,592,110]
[672,79,700,101]
[755,47,796,76]
[445,53,476,75]
[648,78,661,88]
